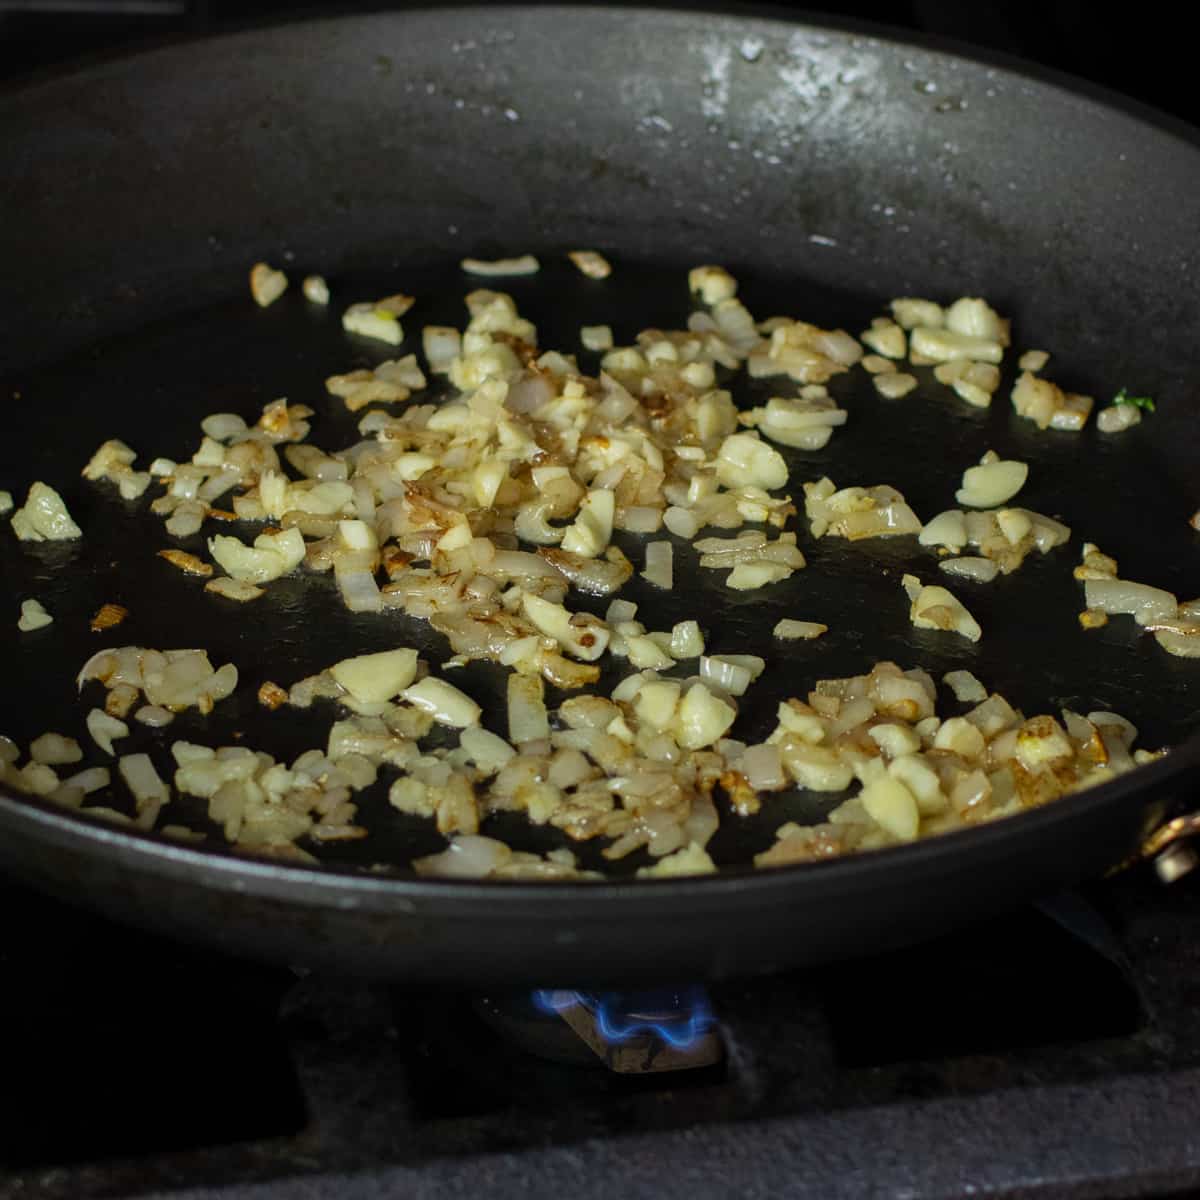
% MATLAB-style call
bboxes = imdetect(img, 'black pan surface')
[2,6,1200,985]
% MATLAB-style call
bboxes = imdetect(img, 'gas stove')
[3,864,1200,1199]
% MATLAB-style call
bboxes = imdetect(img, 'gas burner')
[7,874,1200,1198]
[476,986,723,1073]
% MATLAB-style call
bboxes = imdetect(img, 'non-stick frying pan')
[3,4,1200,987]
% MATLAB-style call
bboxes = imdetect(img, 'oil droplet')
[504,108,520,122]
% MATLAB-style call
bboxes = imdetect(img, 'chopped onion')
[891,298,945,329]
[507,674,549,744]
[741,744,786,791]
[670,620,705,658]
[943,670,987,703]
[118,752,169,817]
[605,598,638,625]
[860,317,907,359]
[461,255,540,276]
[460,727,516,773]
[699,656,753,697]
[209,527,305,584]
[249,262,288,307]
[873,371,919,400]
[522,593,610,661]
[10,482,82,542]
[715,433,788,491]
[1154,630,1200,658]
[1084,578,1177,625]
[18,598,53,632]
[539,547,630,596]
[330,649,418,704]
[568,250,612,279]
[62,766,110,795]
[335,566,383,614]
[621,506,662,533]
[30,733,83,765]
[402,677,482,727]
[773,619,827,640]
[727,562,792,590]
[663,506,701,539]
[688,265,738,305]
[642,541,673,590]
[1096,404,1141,434]
[919,509,967,552]
[205,577,264,602]
[675,683,736,750]
[86,709,129,756]
[955,455,1028,508]
[302,274,330,305]
[939,556,999,583]
[910,325,1003,365]
[414,835,512,878]
[422,325,462,373]
[903,575,982,643]
[134,705,174,728]
[581,325,614,351]
[944,297,1008,343]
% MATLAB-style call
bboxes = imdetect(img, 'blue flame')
[532,986,715,1049]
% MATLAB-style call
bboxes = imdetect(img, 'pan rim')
[1,732,1191,908]
[2,1,1199,914]
[2,0,1200,156]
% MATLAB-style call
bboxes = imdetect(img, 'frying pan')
[3,4,1200,988]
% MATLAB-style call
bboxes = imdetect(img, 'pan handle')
[1134,813,1200,884]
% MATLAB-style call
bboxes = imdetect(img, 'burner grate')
[2,871,1200,1198]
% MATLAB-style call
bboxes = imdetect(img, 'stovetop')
[3,864,1200,1200]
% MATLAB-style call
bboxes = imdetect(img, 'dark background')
[1,0,1197,132]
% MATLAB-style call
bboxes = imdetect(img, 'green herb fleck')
[1113,387,1156,413]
